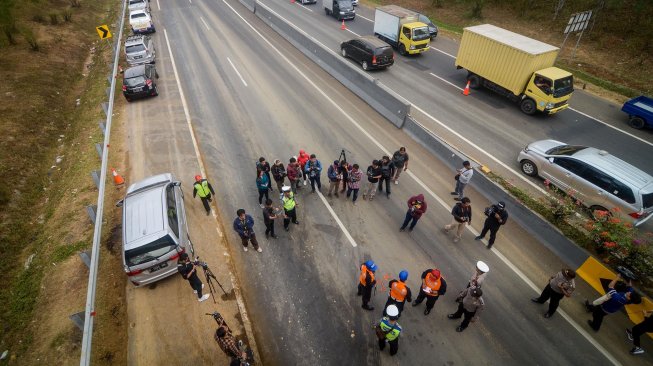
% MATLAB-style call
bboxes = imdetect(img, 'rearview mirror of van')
[116,199,124,207]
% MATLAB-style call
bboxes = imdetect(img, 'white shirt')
[458,168,474,184]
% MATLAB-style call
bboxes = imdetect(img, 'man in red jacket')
[400,194,427,232]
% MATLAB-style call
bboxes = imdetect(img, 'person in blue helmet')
[383,270,412,318]
[357,260,378,311]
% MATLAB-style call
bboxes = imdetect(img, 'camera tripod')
[338,148,352,163]
[196,257,228,304]
[205,312,256,365]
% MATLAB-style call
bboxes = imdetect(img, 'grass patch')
[51,241,90,263]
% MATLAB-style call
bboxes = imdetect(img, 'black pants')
[400,211,419,230]
[258,189,269,204]
[633,316,653,347]
[414,290,439,310]
[377,177,391,195]
[284,208,298,228]
[240,234,259,249]
[188,273,203,298]
[378,337,399,355]
[265,220,275,237]
[346,187,359,202]
[534,284,565,315]
[589,306,607,331]
[358,283,373,306]
[480,221,500,246]
[384,297,405,317]
[309,176,321,192]
[200,193,212,213]
[452,303,476,330]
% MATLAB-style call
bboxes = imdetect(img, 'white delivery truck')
[373,5,430,55]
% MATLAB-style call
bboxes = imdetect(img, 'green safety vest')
[194,180,210,198]
[282,192,296,211]
[378,318,401,341]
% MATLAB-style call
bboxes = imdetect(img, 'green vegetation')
[51,241,90,263]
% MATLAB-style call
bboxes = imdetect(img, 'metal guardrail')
[79,1,128,364]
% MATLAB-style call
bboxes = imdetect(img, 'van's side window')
[553,157,586,176]
[609,179,636,204]
[402,27,411,40]
[166,185,180,237]
[577,166,613,192]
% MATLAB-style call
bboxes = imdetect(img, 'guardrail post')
[91,170,101,189]
[70,311,86,331]
[101,102,109,117]
[98,120,106,135]
[95,143,103,159]
[86,205,97,224]
[79,250,92,268]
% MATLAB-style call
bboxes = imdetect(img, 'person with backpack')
[391,147,409,185]
[443,197,472,243]
[256,169,271,208]
[271,159,287,193]
[376,304,402,356]
[475,201,509,249]
[363,160,382,201]
[377,156,395,199]
[327,160,342,198]
[304,154,322,193]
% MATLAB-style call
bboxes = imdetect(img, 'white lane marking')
[317,191,358,247]
[227,57,248,87]
[296,3,314,12]
[569,107,653,147]
[156,0,161,11]
[345,28,360,37]
[223,2,621,364]
[429,72,464,91]
[356,13,373,22]
[189,0,192,4]
[431,46,456,59]
[163,27,256,356]
[200,16,211,31]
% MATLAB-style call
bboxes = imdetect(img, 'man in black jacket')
[377,156,395,199]
[475,201,508,249]
[443,197,472,243]
[177,253,210,302]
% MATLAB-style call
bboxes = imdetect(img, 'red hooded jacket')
[407,194,427,219]
[298,149,310,169]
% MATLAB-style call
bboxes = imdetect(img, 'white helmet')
[386,304,399,317]
[282,185,291,192]
[476,261,489,273]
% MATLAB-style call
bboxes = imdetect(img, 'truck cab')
[523,67,573,115]
[398,22,430,55]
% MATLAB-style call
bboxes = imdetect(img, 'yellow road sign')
[96,25,112,39]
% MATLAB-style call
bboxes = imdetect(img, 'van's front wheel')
[520,98,536,115]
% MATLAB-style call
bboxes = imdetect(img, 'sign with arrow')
[95,25,112,39]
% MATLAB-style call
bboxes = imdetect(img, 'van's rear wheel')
[468,74,481,89]
[362,61,369,70]
[520,98,536,115]
[341,48,347,58]
[629,117,646,129]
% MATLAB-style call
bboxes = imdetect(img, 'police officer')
[448,287,484,332]
[377,304,402,356]
[193,175,216,215]
[383,270,412,317]
[281,186,299,231]
[475,201,509,249]
[177,253,210,302]
[412,269,447,315]
[357,260,377,311]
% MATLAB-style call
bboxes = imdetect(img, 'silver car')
[125,35,155,65]
[118,173,194,286]
[518,139,653,226]
[128,0,150,13]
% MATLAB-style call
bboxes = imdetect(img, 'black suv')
[341,36,394,71]
[122,64,159,102]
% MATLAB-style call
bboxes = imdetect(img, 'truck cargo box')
[373,5,418,43]
[455,24,560,96]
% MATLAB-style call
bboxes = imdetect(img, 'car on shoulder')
[130,9,155,34]
[122,64,159,102]
[517,139,653,226]
[341,36,394,71]
[351,0,358,6]
[128,0,150,13]
[125,35,155,65]
[297,0,317,4]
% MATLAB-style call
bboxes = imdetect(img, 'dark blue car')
[621,95,653,129]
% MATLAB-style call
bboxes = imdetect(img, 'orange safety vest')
[421,273,442,297]
[390,280,408,302]
[359,265,375,286]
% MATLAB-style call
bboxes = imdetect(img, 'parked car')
[130,9,155,34]
[122,64,159,102]
[351,0,358,6]
[621,95,653,130]
[297,0,317,4]
[125,35,155,66]
[518,139,653,226]
[417,13,438,39]
[323,0,355,21]
[128,0,150,13]
[341,36,394,71]
[117,173,194,286]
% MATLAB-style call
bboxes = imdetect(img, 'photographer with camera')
[304,154,322,193]
[233,209,262,253]
[271,159,287,193]
[211,313,250,364]
[399,194,427,232]
[443,197,472,243]
[346,164,363,204]
[177,253,210,302]
[327,160,343,198]
[475,201,508,249]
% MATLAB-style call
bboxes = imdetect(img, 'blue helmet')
[365,260,377,272]
[399,270,408,281]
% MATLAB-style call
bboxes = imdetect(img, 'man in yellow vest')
[357,260,377,311]
[383,270,412,318]
[281,186,299,232]
[376,304,402,356]
[193,175,216,215]
[412,268,447,315]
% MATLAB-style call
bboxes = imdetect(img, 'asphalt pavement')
[123,0,653,365]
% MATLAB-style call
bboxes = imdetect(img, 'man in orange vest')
[412,269,447,315]
[383,270,412,318]
[357,260,377,311]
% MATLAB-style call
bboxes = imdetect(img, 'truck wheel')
[399,44,407,56]
[520,160,538,177]
[362,61,369,71]
[520,98,536,115]
[341,48,347,58]
[468,74,481,89]
[325,8,329,15]
[628,117,646,129]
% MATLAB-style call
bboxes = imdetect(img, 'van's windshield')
[545,145,587,156]
[337,0,353,10]
[412,27,430,41]
[126,235,176,266]
[553,76,574,98]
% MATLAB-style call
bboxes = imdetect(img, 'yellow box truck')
[455,24,573,115]
[373,5,430,56]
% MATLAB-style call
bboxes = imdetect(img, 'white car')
[128,0,150,13]
[130,10,155,34]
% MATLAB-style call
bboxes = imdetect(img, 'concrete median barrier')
[254,2,409,128]
[239,0,256,13]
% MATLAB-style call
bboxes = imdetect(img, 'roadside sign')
[96,25,112,39]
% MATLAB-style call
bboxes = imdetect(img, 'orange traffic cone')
[111,168,125,186]
[291,0,295,3]
[341,19,346,30]
[462,80,470,96]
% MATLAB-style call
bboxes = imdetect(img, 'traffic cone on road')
[111,168,125,186]
[291,0,295,3]
[341,20,346,30]
[462,80,470,96]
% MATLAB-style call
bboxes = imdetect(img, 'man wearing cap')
[451,160,474,201]
[412,269,447,315]
[531,269,576,318]
[357,260,377,311]
[327,160,343,198]
[383,270,412,318]
[448,287,484,332]
[377,305,402,356]
[475,201,509,249]
[281,186,300,231]
[193,175,216,215]
[468,261,489,289]
[585,273,640,332]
